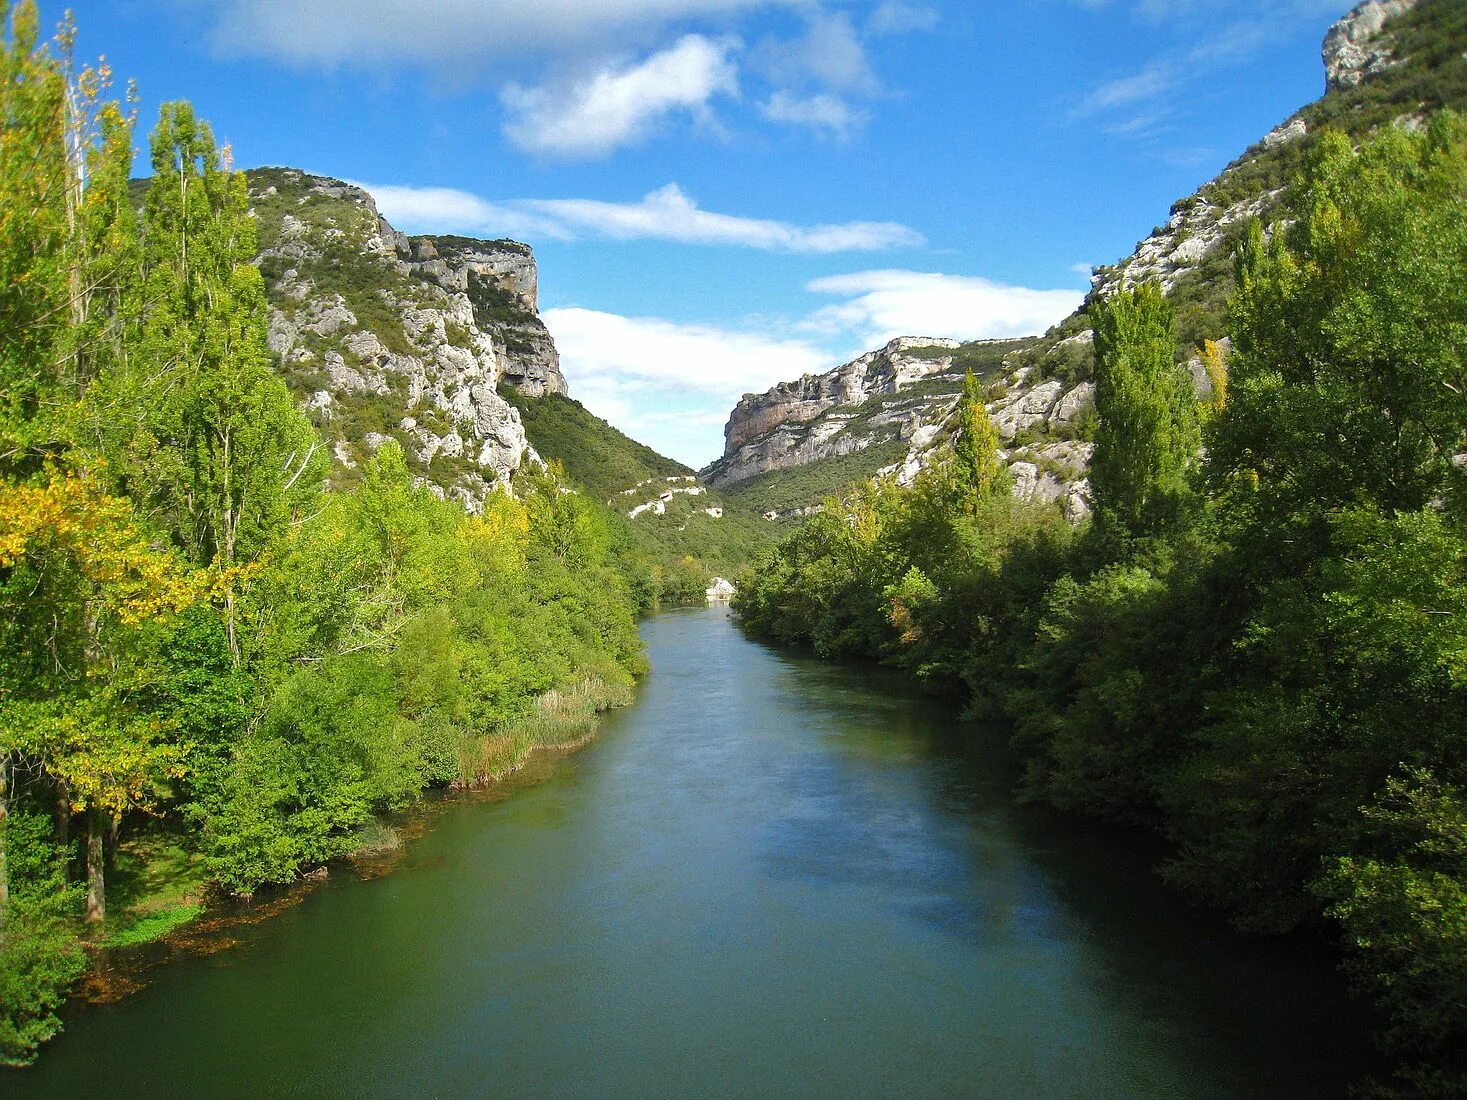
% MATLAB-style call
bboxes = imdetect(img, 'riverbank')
[58,670,636,1021]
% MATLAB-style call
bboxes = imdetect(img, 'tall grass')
[456,669,634,786]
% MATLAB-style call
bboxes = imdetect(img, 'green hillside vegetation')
[723,439,910,516]
[501,390,691,499]
[500,388,776,586]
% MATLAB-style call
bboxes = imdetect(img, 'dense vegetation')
[736,117,1467,1096]
[500,389,776,589]
[0,4,645,1065]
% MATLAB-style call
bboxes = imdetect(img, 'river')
[9,605,1375,1098]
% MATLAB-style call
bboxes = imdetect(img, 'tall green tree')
[1089,282,1199,541]
[93,102,321,653]
[950,368,1008,516]
[1210,116,1467,547]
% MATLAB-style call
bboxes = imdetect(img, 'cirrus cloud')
[358,180,926,254]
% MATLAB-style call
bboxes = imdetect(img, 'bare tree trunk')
[85,806,106,924]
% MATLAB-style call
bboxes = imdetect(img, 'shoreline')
[65,702,622,1017]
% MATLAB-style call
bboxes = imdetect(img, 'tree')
[950,369,1007,515]
[1211,116,1467,541]
[91,102,322,654]
[0,471,202,921]
[1089,282,1200,541]
[0,2,135,473]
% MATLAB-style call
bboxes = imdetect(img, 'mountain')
[243,168,783,581]
[707,0,1467,521]
[247,167,564,512]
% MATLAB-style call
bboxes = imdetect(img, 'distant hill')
[499,389,776,578]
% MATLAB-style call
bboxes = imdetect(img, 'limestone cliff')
[248,168,567,510]
[705,337,983,487]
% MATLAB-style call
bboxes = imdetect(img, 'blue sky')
[73,0,1350,465]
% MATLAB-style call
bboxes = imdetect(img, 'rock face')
[249,168,566,511]
[1325,0,1418,90]
[704,337,981,488]
[404,235,567,397]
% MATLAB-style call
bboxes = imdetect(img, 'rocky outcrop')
[720,337,959,455]
[248,168,565,511]
[405,235,567,397]
[1325,0,1418,90]
[703,338,974,488]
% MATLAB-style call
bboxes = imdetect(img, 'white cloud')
[804,270,1085,348]
[361,180,925,253]
[501,36,739,158]
[543,307,831,464]
[1076,62,1178,118]
[753,11,875,94]
[1069,0,1349,129]
[758,91,866,137]
[208,0,791,70]
[351,184,561,241]
[869,2,940,34]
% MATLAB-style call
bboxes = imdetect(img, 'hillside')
[710,0,1467,520]
[245,167,559,510]
[498,389,776,580]
[243,169,776,581]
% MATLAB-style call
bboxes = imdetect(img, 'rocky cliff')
[705,337,1007,487]
[248,167,567,511]
[710,0,1464,522]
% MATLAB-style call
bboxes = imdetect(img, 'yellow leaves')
[1201,339,1229,411]
[0,468,204,625]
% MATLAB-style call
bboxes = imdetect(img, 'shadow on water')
[752,639,1382,1096]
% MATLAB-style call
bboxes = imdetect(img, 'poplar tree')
[1089,282,1199,540]
[950,368,1007,516]
[96,102,321,653]
[0,0,68,470]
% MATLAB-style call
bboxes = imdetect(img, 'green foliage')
[1090,282,1200,542]
[1321,770,1467,1096]
[950,369,1009,514]
[0,811,86,1066]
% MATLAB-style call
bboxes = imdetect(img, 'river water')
[10,606,1374,1098]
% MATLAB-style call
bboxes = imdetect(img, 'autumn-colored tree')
[0,471,202,920]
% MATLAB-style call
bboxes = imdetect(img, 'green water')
[8,606,1374,1098]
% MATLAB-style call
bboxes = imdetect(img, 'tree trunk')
[54,778,70,851]
[105,812,122,871]
[0,757,10,923]
[85,806,106,924]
